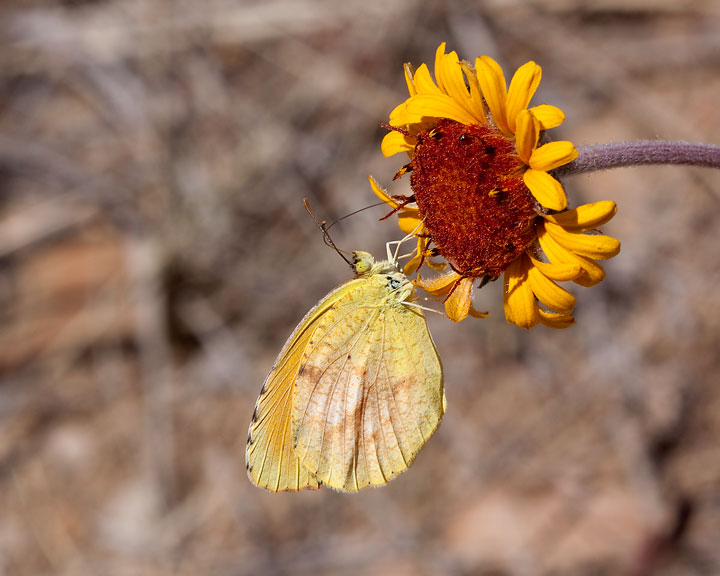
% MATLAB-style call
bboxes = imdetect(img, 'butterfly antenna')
[303,199,354,268]
[323,200,389,232]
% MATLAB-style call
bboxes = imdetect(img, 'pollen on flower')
[410,119,539,278]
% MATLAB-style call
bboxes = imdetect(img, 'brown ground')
[2,1,720,575]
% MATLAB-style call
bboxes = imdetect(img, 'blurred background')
[2,0,720,574]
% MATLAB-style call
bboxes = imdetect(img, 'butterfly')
[246,249,445,492]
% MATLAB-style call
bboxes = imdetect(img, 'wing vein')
[310,310,379,483]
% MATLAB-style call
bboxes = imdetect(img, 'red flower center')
[410,119,539,278]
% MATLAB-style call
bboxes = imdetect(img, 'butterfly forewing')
[246,279,366,491]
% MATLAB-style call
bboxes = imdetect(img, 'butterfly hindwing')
[291,268,444,492]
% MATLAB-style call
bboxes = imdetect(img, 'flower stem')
[554,141,720,177]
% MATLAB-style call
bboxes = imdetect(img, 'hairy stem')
[553,141,720,177]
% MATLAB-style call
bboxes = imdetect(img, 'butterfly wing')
[291,273,444,492]
[246,279,365,492]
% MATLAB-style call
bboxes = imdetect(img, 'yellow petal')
[381,130,414,157]
[369,176,422,236]
[435,47,486,125]
[369,175,399,208]
[503,256,538,329]
[469,304,489,319]
[398,212,423,235]
[476,56,510,134]
[444,277,473,322]
[529,141,578,171]
[527,265,576,313]
[515,110,539,165]
[544,221,621,260]
[404,93,478,125]
[434,43,448,89]
[435,42,450,94]
[537,223,606,287]
[536,307,575,329]
[460,62,488,124]
[506,61,541,133]
[404,258,420,275]
[572,260,605,287]
[411,63,443,95]
[426,258,448,271]
[403,243,423,275]
[543,201,617,231]
[523,169,568,211]
[415,270,462,296]
[529,104,565,129]
[528,256,582,281]
[403,63,417,97]
[388,100,410,125]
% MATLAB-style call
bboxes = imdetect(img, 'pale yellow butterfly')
[246,249,445,492]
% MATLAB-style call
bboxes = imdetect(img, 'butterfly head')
[352,251,376,276]
[353,250,400,276]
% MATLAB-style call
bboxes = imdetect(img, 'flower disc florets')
[410,119,538,278]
